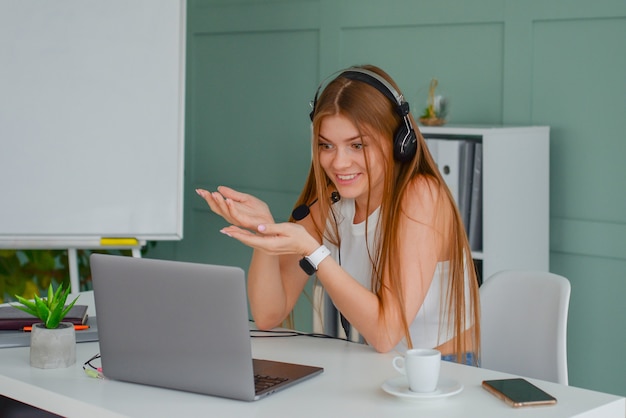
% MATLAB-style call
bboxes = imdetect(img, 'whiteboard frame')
[0,0,187,249]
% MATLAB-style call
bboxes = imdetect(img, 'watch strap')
[299,245,331,275]
[305,245,331,270]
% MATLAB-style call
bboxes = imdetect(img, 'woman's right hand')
[196,186,274,231]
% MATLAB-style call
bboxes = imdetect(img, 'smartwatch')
[299,245,331,275]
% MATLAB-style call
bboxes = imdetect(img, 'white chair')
[480,270,571,385]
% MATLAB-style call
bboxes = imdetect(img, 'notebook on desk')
[90,254,323,401]
[0,304,88,330]
[0,316,98,349]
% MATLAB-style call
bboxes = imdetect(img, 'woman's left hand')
[221,222,319,257]
[196,186,274,230]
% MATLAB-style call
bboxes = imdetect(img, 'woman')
[197,65,480,364]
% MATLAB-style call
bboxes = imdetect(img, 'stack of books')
[0,305,88,330]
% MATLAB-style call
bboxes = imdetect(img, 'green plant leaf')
[34,295,51,324]
[47,285,76,328]
[48,284,55,304]
[48,284,62,313]
[60,294,80,319]
[46,306,63,328]
[53,286,69,314]
[10,301,38,317]
[14,294,38,312]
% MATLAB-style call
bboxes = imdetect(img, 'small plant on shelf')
[419,78,448,126]
[12,283,79,329]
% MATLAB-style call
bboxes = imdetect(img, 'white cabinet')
[420,125,550,282]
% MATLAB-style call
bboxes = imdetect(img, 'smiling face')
[317,114,389,217]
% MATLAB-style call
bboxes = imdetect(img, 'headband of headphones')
[309,67,411,121]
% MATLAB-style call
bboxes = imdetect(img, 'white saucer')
[381,376,464,400]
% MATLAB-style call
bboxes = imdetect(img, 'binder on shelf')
[469,143,483,251]
[459,141,475,235]
[425,138,474,234]
[426,139,461,205]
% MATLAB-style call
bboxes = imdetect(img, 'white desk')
[0,332,623,418]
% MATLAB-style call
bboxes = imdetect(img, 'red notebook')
[0,305,88,330]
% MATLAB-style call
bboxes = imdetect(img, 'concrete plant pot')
[30,322,76,369]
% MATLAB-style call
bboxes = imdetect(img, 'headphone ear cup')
[393,119,417,162]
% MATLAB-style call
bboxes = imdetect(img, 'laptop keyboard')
[254,374,288,393]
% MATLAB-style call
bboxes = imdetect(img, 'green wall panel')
[189,30,318,192]
[340,23,504,124]
[551,252,626,396]
[532,17,626,222]
[175,0,626,396]
[532,16,626,395]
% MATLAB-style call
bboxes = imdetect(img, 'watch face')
[299,257,316,276]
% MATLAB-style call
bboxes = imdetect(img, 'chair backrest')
[480,270,571,385]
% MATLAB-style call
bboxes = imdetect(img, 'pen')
[22,325,90,332]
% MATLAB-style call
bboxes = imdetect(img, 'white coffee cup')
[392,348,441,393]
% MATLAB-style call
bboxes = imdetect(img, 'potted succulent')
[12,283,79,369]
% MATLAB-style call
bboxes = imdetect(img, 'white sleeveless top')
[323,198,463,352]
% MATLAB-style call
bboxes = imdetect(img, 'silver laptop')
[90,254,323,401]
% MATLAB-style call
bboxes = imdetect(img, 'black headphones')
[309,67,417,163]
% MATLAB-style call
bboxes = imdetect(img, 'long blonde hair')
[293,65,480,363]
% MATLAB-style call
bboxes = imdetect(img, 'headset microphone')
[292,191,340,221]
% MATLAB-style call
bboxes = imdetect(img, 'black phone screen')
[482,378,557,407]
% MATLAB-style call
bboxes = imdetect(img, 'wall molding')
[550,217,626,261]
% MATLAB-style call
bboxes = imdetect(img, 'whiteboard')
[0,0,186,248]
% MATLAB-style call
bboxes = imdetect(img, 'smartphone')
[482,378,557,407]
